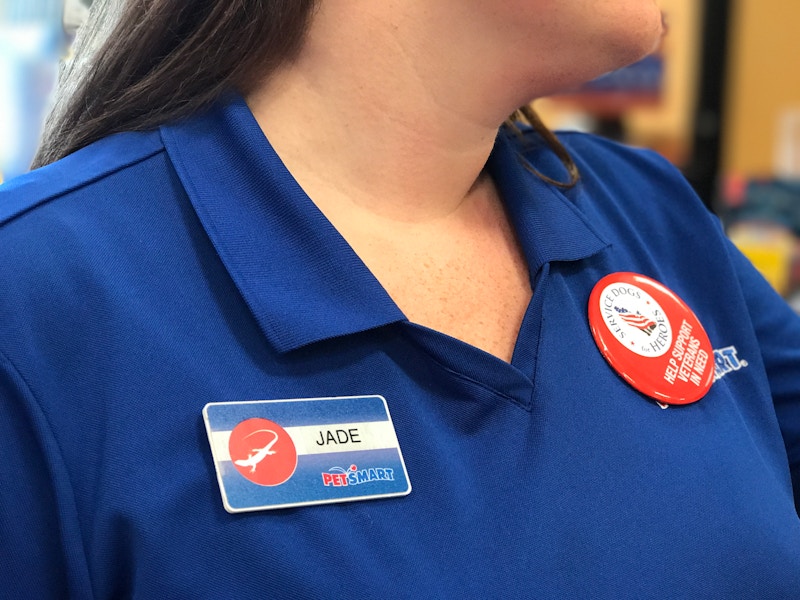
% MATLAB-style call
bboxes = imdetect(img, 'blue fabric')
[1,95,799,599]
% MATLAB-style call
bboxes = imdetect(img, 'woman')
[1,1,799,597]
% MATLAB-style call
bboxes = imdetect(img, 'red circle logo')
[228,418,297,486]
[588,272,714,405]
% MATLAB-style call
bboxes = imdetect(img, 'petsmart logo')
[713,346,748,381]
[322,464,396,487]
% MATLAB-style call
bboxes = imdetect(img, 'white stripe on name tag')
[211,421,400,462]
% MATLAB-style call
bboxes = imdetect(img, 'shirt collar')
[161,95,607,353]
[489,129,609,276]
[161,95,405,353]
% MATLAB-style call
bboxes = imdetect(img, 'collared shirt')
[1,95,799,599]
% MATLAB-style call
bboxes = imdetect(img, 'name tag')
[203,395,411,513]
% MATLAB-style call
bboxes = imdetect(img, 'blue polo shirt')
[1,95,799,599]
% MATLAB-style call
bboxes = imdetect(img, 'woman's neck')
[245,3,523,223]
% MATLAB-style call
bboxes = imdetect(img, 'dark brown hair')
[511,105,580,187]
[33,0,319,168]
[33,0,578,186]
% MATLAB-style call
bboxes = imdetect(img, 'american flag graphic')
[615,306,657,335]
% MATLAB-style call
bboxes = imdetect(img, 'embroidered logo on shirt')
[713,346,748,381]
[657,346,748,409]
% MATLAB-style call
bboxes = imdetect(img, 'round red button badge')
[228,418,298,486]
[588,272,714,405]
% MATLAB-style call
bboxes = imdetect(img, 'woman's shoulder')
[555,130,688,187]
[0,129,168,234]
[513,125,687,187]
[0,128,186,317]
[505,126,716,235]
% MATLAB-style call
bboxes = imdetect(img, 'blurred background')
[1,0,799,309]
[0,0,69,181]
[537,0,800,311]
